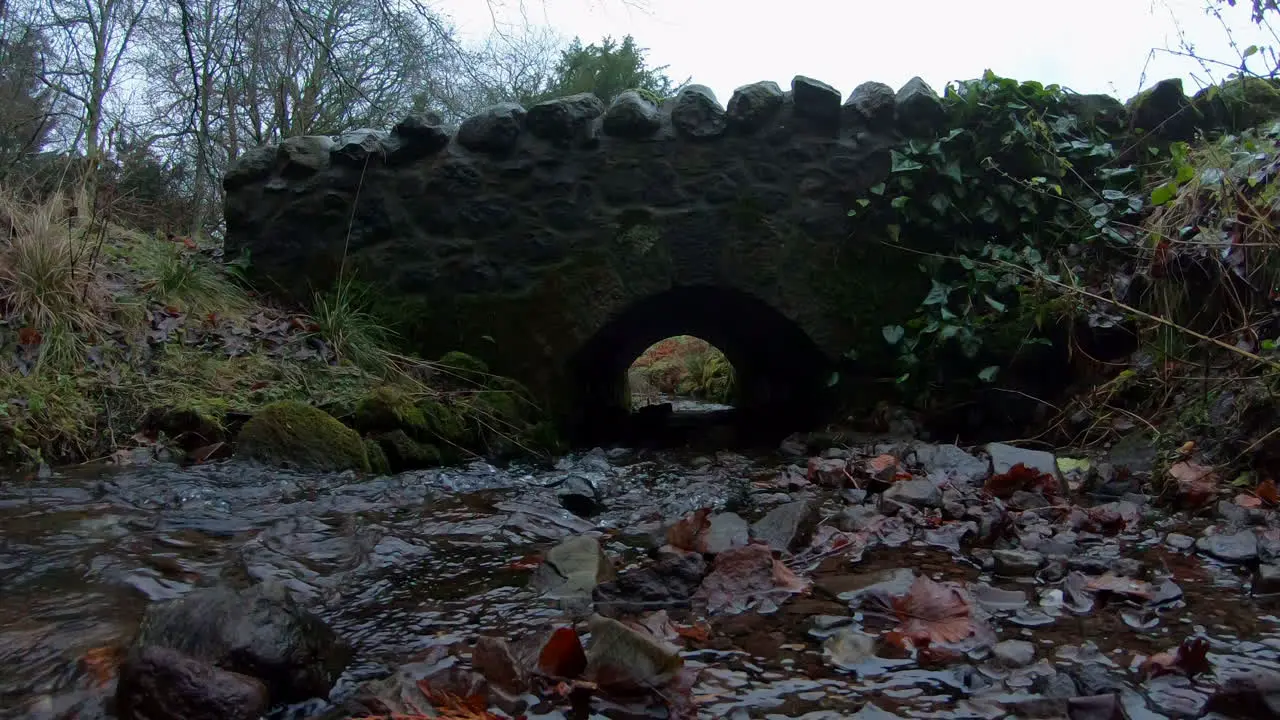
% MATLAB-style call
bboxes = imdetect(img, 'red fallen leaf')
[1141,637,1211,679]
[80,645,123,687]
[983,463,1054,499]
[1085,573,1154,600]
[890,575,976,645]
[1258,478,1279,506]
[205,312,219,325]
[182,237,197,249]
[666,507,713,552]
[407,682,504,720]
[538,626,587,678]
[673,622,710,643]
[17,326,42,345]
[881,630,914,651]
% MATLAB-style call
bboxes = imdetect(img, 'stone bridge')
[221,75,1109,439]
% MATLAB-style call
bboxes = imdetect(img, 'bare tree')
[38,0,150,207]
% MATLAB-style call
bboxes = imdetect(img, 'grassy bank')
[627,336,736,407]
[0,189,554,471]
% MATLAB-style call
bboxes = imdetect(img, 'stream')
[2,430,1279,719]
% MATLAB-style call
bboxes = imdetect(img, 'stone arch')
[222,75,961,434]
[567,285,833,442]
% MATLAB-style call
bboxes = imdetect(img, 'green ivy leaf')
[1244,44,1259,58]
[882,325,905,344]
[978,365,1000,382]
[1101,189,1128,201]
[891,196,910,210]
[827,371,840,387]
[1150,182,1178,207]
[886,224,901,243]
[1262,338,1277,351]
[943,161,964,184]
[869,182,886,195]
[891,150,924,172]
[1088,202,1110,218]
[939,324,960,340]
[922,280,953,306]
[983,294,1007,312]
[857,198,871,207]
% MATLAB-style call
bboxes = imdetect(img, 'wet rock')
[778,435,807,458]
[556,473,603,516]
[751,499,820,552]
[915,443,990,487]
[332,128,390,165]
[987,442,1060,480]
[704,513,751,554]
[842,81,896,130]
[823,628,877,670]
[993,549,1044,576]
[837,505,882,532]
[1196,529,1258,563]
[1008,490,1051,510]
[1106,431,1157,477]
[671,85,727,139]
[1146,674,1209,717]
[807,457,848,487]
[895,76,945,135]
[993,639,1036,668]
[130,584,350,704]
[602,90,661,138]
[853,704,904,720]
[1067,663,1124,696]
[1165,532,1196,551]
[280,135,333,174]
[727,81,785,131]
[1253,564,1280,594]
[972,584,1028,612]
[525,92,605,141]
[880,479,942,511]
[457,103,526,154]
[1203,668,1280,718]
[924,521,977,552]
[791,75,841,123]
[1262,530,1280,563]
[235,401,369,472]
[531,535,616,597]
[116,646,268,720]
[585,614,683,689]
[593,549,706,614]
[818,567,915,606]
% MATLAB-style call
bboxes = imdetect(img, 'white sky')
[436,0,1278,103]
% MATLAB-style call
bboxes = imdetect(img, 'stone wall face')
[223,76,953,412]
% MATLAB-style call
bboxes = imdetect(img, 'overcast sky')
[436,0,1276,104]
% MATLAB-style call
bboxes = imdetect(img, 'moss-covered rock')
[1193,78,1280,132]
[235,401,369,472]
[522,420,564,455]
[353,385,427,437]
[1127,77,1201,141]
[376,429,442,471]
[365,438,391,474]
[436,351,489,383]
[139,405,225,450]
[417,396,470,443]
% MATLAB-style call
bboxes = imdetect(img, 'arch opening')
[565,286,834,449]
[627,335,738,412]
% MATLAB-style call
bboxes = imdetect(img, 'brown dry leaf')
[1177,440,1196,456]
[471,635,527,694]
[1258,478,1280,506]
[866,454,900,483]
[890,576,976,645]
[666,508,713,553]
[694,542,812,614]
[1085,573,1154,600]
[1169,460,1217,486]
[1141,637,1211,679]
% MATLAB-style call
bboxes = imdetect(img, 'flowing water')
[2,438,1279,719]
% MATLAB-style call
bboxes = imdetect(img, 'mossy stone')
[436,351,490,382]
[365,438,391,474]
[1194,78,1280,132]
[376,429,442,471]
[417,396,472,446]
[353,385,428,436]
[235,401,369,472]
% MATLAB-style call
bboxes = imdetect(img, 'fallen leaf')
[694,542,812,615]
[1258,478,1279,506]
[1236,494,1264,509]
[80,645,123,687]
[1177,440,1196,456]
[1170,460,1217,486]
[984,463,1056,499]
[1085,573,1154,601]
[17,327,42,345]
[890,575,976,645]
[538,626,587,678]
[666,508,713,553]
[1141,637,1211,679]
[866,454,900,483]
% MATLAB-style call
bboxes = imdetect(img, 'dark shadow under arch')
[566,286,834,447]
